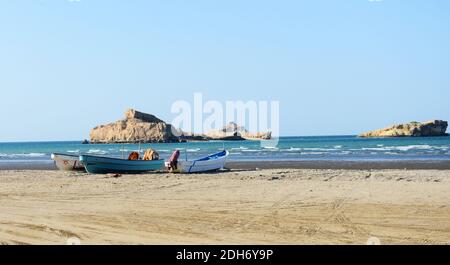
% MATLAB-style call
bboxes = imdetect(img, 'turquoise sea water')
[1,136,450,166]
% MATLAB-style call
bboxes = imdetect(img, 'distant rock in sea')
[90,109,180,143]
[359,120,448,138]
[205,122,272,140]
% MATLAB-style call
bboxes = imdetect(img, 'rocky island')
[205,122,271,140]
[90,109,271,143]
[359,120,448,138]
[90,109,180,143]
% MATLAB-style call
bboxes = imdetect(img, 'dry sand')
[0,169,449,245]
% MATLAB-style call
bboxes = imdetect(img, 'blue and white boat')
[79,155,164,174]
[174,150,229,173]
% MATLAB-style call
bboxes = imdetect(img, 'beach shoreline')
[2,159,450,171]
[228,160,450,170]
[0,168,449,244]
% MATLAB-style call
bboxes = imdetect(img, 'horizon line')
[0,135,361,144]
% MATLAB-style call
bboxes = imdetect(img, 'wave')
[303,152,326,155]
[242,149,260,152]
[287,147,301,151]
[156,149,170,152]
[360,147,388,151]
[119,149,130,152]
[67,150,80,153]
[187,148,200,152]
[302,148,336,151]
[231,146,249,151]
[395,145,433,151]
[0,153,47,158]
[25,153,46,157]
[87,149,107,154]
[432,146,450,150]
[361,145,433,152]
[263,146,279,151]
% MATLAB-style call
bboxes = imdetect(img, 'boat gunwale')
[51,153,80,158]
[193,150,229,162]
[79,154,164,163]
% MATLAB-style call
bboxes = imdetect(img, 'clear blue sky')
[1,0,449,141]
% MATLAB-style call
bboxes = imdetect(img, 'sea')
[1,136,450,167]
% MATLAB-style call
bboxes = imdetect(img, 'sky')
[0,0,449,141]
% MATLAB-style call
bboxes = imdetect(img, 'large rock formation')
[359,120,448,138]
[90,109,272,143]
[205,122,272,140]
[90,109,179,143]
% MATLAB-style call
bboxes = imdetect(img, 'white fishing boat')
[51,153,85,171]
[167,150,229,173]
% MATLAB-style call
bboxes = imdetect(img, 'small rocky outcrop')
[205,122,272,140]
[359,120,448,138]
[90,109,180,143]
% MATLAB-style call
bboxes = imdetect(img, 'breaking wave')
[0,153,47,158]
[87,149,107,154]
[361,145,433,152]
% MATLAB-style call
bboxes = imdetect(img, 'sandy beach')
[1,168,449,245]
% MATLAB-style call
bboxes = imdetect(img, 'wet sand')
[0,169,449,245]
[228,160,450,170]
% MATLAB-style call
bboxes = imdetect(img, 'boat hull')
[51,153,85,171]
[80,155,164,174]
